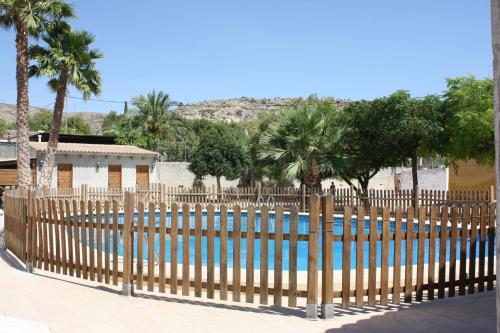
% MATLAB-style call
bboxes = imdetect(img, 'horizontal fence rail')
[5,184,494,214]
[2,189,497,319]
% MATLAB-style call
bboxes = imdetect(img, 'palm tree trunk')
[489,1,500,330]
[15,19,31,188]
[39,69,69,187]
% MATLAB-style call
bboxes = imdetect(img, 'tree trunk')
[489,1,500,331]
[39,69,69,187]
[360,179,370,210]
[305,159,321,192]
[411,153,419,209]
[216,176,222,203]
[15,20,31,188]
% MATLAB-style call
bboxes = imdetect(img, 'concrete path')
[0,210,495,333]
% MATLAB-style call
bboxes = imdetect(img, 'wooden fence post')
[306,194,320,319]
[122,191,134,296]
[489,185,495,203]
[26,189,33,273]
[321,194,334,319]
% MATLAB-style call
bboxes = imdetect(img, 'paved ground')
[0,210,496,333]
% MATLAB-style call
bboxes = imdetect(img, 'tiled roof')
[29,142,157,157]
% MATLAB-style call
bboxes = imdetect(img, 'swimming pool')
[84,210,492,271]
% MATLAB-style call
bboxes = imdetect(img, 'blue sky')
[0,0,493,113]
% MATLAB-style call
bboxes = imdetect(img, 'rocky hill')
[0,103,107,134]
[0,97,350,133]
[173,97,350,123]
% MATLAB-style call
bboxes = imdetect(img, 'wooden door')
[57,164,73,188]
[108,165,122,188]
[136,165,149,189]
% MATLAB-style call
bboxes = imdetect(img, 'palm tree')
[0,0,75,187]
[258,101,341,189]
[29,23,102,187]
[130,90,177,149]
[489,0,500,329]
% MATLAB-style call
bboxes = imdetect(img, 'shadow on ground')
[325,290,496,333]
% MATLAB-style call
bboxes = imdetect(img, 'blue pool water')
[83,211,493,271]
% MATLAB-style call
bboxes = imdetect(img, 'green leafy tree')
[0,0,75,187]
[188,123,249,194]
[61,115,91,134]
[101,110,122,136]
[380,91,445,196]
[29,22,102,187]
[442,76,494,164]
[326,98,402,200]
[0,118,8,135]
[29,109,53,131]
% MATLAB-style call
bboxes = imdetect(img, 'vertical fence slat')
[478,204,487,292]
[220,205,228,300]
[321,194,334,317]
[194,204,202,297]
[246,205,256,303]
[393,207,403,304]
[355,206,365,308]
[404,207,414,303]
[52,200,61,273]
[112,200,119,285]
[459,205,469,296]
[136,202,145,290]
[58,200,67,275]
[438,207,448,299]
[416,207,425,301]
[273,206,283,306]
[96,201,103,283]
[72,200,81,278]
[468,205,479,294]
[47,200,55,272]
[260,205,269,305]
[449,206,458,297]
[148,202,156,292]
[487,203,495,291]
[232,205,241,302]
[306,194,320,319]
[427,207,437,300]
[342,206,352,309]
[159,203,166,293]
[182,203,190,296]
[88,201,95,281]
[80,200,88,279]
[368,206,377,306]
[170,203,178,294]
[380,207,390,305]
[104,201,111,284]
[207,204,215,298]
[288,206,298,307]
[65,201,73,277]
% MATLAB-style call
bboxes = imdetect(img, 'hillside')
[173,97,350,123]
[0,97,350,134]
[0,103,107,134]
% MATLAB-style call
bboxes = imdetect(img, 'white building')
[29,141,158,188]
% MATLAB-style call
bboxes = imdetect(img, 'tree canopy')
[442,76,494,164]
[188,122,249,192]
[29,109,91,134]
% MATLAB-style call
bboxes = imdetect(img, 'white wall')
[36,153,157,188]
[156,162,238,188]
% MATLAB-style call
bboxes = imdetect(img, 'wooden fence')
[2,190,496,319]
[20,184,495,214]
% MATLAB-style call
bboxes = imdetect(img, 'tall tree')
[29,23,102,187]
[188,123,249,195]
[383,91,444,197]
[489,0,500,330]
[0,0,75,187]
[130,90,177,150]
[326,98,402,201]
